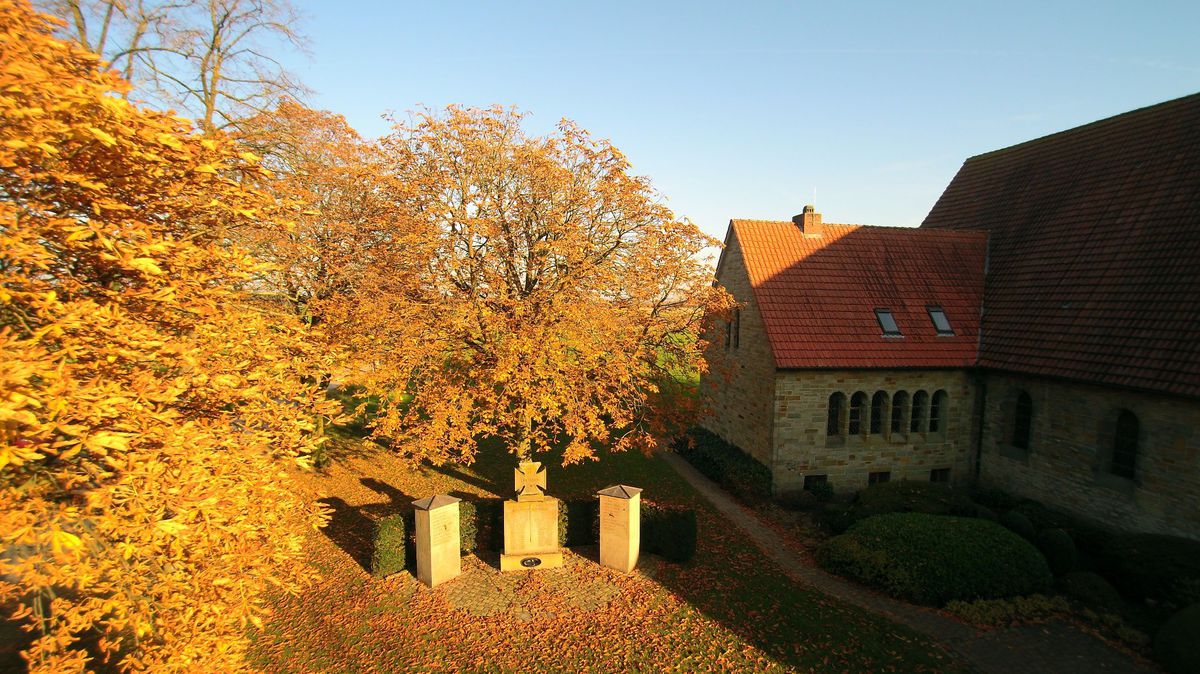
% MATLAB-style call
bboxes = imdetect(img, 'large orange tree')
[326,106,734,466]
[0,2,339,671]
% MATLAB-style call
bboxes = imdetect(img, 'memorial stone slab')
[500,460,563,571]
[413,494,461,587]
[597,485,641,573]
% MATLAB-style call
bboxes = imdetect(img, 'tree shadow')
[317,497,377,572]
[359,477,411,505]
[427,462,507,496]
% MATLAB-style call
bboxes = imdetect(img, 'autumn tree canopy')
[325,106,734,466]
[235,99,404,328]
[0,1,338,671]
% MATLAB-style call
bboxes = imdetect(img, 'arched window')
[891,391,909,434]
[848,392,868,435]
[826,392,845,437]
[1012,391,1033,450]
[1111,410,1139,479]
[910,390,929,434]
[929,390,948,434]
[870,391,888,435]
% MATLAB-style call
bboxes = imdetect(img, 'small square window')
[875,309,902,336]
[929,468,951,483]
[927,306,954,335]
[803,474,828,490]
[868,471,891,486]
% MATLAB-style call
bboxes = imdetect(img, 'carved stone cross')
[514,460,547,502]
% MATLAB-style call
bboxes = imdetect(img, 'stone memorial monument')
[500,460,563,571]
[597,485,642,573]
[413,494,462,587]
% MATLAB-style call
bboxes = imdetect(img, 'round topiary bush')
[854,480,975,518]
[971,504,999,522]
[1100,534,1200,606]
[1037,528,1078,576]
[1154,603,1200,674]
[1000,509,1036,541]
[816,513,1053,605]
[1058,571,1124,613]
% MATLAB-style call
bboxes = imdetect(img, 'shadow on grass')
[426,462,507,496]
[318,478,421,575]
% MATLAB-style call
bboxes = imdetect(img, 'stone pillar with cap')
[597,484,642,573]
[412,494,461,587]
[500,460,563,571]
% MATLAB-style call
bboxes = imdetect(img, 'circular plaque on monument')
[520,557,542,568]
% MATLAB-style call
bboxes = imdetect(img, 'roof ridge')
[731,219,986,237]
[964,91,1200,162]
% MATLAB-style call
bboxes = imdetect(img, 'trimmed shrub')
[1014,501,1112,558]
[777,489,820,512]
[1100,534,1200,606]
[675,428,772,503]
[559,499,598,548]
[970,488,1023,512]
[1000,509,1036,541]
[459,499,503,554]
[1058,571,1124,613]
[821,502,857,534]
[1155,603,1200,674]
[947,594,1070,627]
[371,514,410,577]
[854,480,975,518]
[1037,528,1078,576]
[827,480,975,532]
[806,480,834,502]
[642,503,697,563]
[971,504,999,522]
[816,513,1053,605]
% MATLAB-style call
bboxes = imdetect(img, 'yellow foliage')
[0,1,341,671]
[321,106,735,465]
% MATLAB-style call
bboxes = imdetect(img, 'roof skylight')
[875,309,902,337]
[928,306,954,335]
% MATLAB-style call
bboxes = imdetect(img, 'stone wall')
[773,369,977,494]
[699,232,776,467]
[979,373,1200,540]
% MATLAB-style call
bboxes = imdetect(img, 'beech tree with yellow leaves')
[324,106,734,467]
[0,1,339,671]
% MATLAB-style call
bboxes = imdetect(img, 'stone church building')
[701,93,1200,539]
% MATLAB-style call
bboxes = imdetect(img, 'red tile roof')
[922,92,1200,398]
[728,219,987,369]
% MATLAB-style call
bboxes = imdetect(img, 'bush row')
[675,427,772,503]
[820,481,976,534]
[370,498,697,576]
[816,512,1053,605]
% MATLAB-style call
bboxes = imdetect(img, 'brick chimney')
[792,205,823,237]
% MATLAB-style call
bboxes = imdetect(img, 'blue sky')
[284,0,1199,241]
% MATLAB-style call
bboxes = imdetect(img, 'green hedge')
[1000,509,1036,541]
[816,513,1053,605]
[1058,571,1124,613]
[1036,528,1078,576]
[459,499,503,553]
[1100,534,1200,606]
[822,481,975,533]
[675,427,772,503]
[642,503,697,563]
[1156,604,1200,674]
[371,513,411,577]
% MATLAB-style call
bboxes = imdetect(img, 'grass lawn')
[246,436,969,673]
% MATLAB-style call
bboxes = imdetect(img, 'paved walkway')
[659,452,1156,674]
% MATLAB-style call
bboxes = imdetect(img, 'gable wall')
[979,372,1200,540]
[773,369,977,494]
[699,233,776,467]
